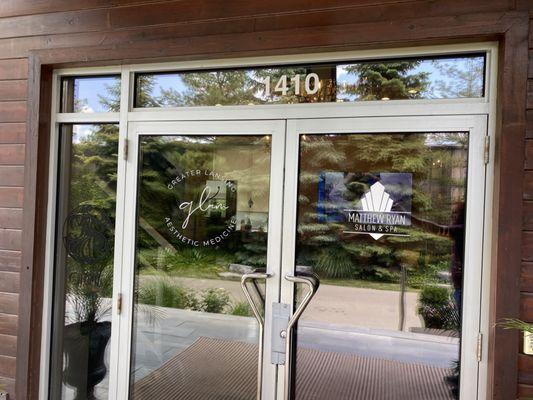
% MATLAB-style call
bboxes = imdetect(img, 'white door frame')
[279,115,488,400]
[112,119,286,400]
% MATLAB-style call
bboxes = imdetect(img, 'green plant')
[200,288,231,314]
[498,318,533,333]
[417,285,458,330]
[230,301,253,317]
[315,249,353,279]
[138,277,196,309]
[419,285,450,307]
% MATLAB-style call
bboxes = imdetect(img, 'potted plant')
[61,205,114,400]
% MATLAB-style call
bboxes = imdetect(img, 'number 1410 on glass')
[261,73,320,96]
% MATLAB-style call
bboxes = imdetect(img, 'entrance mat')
[132,337,455,400]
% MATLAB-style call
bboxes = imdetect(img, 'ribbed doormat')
[132,337,454,400]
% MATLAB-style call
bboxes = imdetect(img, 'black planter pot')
[63,321,112,400]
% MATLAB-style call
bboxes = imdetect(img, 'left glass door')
[115,120,286,400]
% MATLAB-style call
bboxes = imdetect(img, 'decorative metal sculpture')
[63,204,114,265]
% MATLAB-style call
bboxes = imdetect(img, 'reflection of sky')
[337,56,483,100]
[72,124,98,143]
[72,76,119,113]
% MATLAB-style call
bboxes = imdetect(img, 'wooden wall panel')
[0,167,24,187]
[521,262,533,292]
[0,144,24,165]
[524,171,533,200]
[526,139,533,169]
[0,334,16,357]
[0,59,27,80]
[0,294,18,316]
[0,188,23,208]
[0,229,22,251]
[0,250,20,273]
[0,209,22,230]
[521,293,533,321]
[0,0,514,41]
[519,15,533,399]
[0,103,27,123]
[523,202,533,230]
[0,0,517,61]
[0,272,19,294]
[0,81,27,101]
[0,356,16,379]
[0,314,17,336]
[519,353,533,385]
[0,124,25,144]
[0,0,154,18]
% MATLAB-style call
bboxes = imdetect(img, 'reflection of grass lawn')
[139,269,421,292]
[140,267,221,280]
[321,278,419,292]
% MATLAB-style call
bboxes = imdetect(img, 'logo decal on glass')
[345,181,411,240]
[343,174,412,240]
[317,172,412,240]
[164,169,237,247]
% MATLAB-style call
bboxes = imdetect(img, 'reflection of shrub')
[158,248,220,273]
[230,301,253,317]
[315,249,353,279]
[200,288,230,313]
[408,262,450,289]
[138,278,248,317]
[138,277,196,309]
[417,286,459,330]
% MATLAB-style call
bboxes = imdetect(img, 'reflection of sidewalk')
[168,276,423,331]
[298,320,458,368]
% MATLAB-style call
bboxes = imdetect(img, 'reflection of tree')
[296,133,466,286]
[432,57,484,98]
[158,71,259,106]
[69,124,119,218]
[136,67,337,107]
[343,61,430,100]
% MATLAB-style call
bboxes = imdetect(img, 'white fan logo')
[360,182,394,240]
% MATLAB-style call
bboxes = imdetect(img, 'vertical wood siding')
[0,1,530,399]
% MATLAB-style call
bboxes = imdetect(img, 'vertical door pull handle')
[283,273,320,400]
[241,271,273,400]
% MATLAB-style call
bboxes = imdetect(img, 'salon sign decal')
[344,181,411,240]
[164,169,236,247]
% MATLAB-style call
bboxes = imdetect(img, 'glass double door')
[116,116,487,400]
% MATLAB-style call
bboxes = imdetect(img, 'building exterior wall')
[0,1,531,399]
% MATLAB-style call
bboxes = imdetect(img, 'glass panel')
[292,132,467,400]
[134,54,484,107]
[50,124,119,400]
[129,134,272,399]
[61,75,121,113]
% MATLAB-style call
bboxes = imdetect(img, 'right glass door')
[280,116,487,400]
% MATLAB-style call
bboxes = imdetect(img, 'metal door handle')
[283,273,320,400]
[241,271,272,400]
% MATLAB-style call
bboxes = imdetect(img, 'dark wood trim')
[16,8,531,400]
[488,16,530,400]
[16,54,52,400]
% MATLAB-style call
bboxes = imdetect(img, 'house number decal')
[261,73,320,96]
